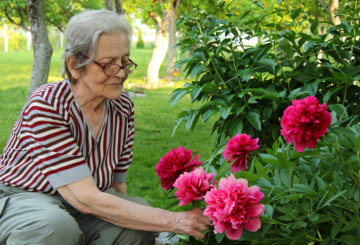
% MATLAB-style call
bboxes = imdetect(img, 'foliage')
[0,0,103,31]
[185,101,360,244]
[168,3,360,244]
[169,6,360,149]
[136,28,145,48]
[254,111,360,244]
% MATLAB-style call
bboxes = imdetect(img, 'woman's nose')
[114,68,126,78]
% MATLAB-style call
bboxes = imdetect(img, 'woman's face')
[77,31,130,100]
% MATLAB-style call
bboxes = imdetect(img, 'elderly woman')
[0,9,210,245]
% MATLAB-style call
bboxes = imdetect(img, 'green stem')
[231,46,250,110]
[261,216,287,226]
[196,22,225,85]
[333,203,357,213]
[306,235,322,242]
[347,171,360,189]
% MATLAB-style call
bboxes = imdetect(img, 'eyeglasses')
[81,55,137,76]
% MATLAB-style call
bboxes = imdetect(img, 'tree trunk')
[3,24,8,52]
[27,30,31,51]
[26,0,53,98]
[165,0,180,79]
[329,0,341,25]
[105,0,115,11]
[146,10,170,88]
[114,0,125,14]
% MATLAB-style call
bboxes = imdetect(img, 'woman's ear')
[66,55,81,79]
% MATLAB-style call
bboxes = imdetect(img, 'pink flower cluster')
[155,146,203,190]
[204,174,265,240]
[223,133,260,172]
[281,96,332,152]
[173,167,216,206]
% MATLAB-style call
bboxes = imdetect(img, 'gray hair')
[62,9,132,83]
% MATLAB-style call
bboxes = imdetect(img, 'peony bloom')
[155,146,203,190]
[223,134,260,172]
[204,174,265,240]
[173,167,216,206]
[280,96,332,152]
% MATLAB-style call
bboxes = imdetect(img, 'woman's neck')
[70,81,106,113]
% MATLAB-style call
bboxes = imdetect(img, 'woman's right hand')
[170,208,211,239]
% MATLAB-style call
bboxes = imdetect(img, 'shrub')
[165,4,360,244]
[169,8,360,150]
[136,28,145,48]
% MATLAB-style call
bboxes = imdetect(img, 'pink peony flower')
[280,96,332,152]
[155,146,203,190]
[173,167,216,206]
[223,134,260,172]
[204,174,265,240]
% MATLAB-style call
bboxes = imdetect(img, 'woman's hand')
[170,208,211,239]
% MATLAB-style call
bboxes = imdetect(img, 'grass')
[0,49,214,210]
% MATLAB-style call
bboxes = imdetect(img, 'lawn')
[0,49,214,210]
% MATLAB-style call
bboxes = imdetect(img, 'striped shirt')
[0,80,134,194]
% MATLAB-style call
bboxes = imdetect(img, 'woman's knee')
[7,208,84,245]
[44,209,83,240]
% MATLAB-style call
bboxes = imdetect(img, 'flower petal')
[225,225,243,240]
[243,217,262,232]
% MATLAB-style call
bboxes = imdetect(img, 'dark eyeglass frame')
[81,55,137,76]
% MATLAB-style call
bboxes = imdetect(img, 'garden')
[0,2,359,245]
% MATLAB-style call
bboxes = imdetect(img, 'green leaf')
[331,222,343,239]
[229,118,243,137]
[168,89,188,107]
[274,169,281,187]
[171,111,187,137]
[262,107,272,121]
[291,8,302,20]
[185,110,199,130]
[220,106,231,119]
[323,87,343,103]
[255,160,268,178]
[258,57,277,67]
[259,153,281,165]
[202,108,218,122]
[190,87,203,102]
[247,111,261,131]
[215,233,225,243]
[308,213,319,222]
[190,63,205,78]
[278,37,292,54]
[280,169,291,187]
[321,190,347,209]
[328,104,348,119]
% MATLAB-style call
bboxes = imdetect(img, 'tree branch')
[149,11,162,25]
[4,6,29,31]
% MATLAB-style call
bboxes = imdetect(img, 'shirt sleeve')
[113,101,134,183]
[21,97,91,189]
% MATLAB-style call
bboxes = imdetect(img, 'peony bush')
[156,96,360,244]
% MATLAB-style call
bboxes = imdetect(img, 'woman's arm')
[57,176,210,239]
[111,182,127,194]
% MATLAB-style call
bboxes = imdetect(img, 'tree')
[165,0,180,79]
[105,0,124,14]
[329,0,341,25]
[146,4,170,88]
[26,0,53,98]
[0,0,102,97]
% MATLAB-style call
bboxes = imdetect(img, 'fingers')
[171,209,212,239]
